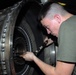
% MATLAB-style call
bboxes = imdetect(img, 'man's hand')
[44,36,53,46]
[20,52,35,61]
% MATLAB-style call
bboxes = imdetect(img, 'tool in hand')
[33,42,47,55]
[14,40,49,57]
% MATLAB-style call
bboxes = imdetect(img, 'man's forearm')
[21,52,75,75]
[33,55,56,75]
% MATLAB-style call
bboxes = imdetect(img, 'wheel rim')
[13,26,32,74]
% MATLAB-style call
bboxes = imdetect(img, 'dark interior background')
[53,0,76,14]
[0,0,76,13]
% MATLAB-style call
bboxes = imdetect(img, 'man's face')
[41,17,59,37]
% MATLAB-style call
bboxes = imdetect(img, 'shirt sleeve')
[57,23,76,63]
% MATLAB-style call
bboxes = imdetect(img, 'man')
[21,1,76,75]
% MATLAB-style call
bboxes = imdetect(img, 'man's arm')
[21,52,75,75]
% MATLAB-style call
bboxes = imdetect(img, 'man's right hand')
[20,52,35,61]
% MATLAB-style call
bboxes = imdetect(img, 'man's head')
[39,1,72,37]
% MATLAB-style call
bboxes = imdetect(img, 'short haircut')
[38,1,53,21]
[38,1,67,21]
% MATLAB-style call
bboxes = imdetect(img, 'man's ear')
[54,14,61,24]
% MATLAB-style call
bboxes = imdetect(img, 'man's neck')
[63,13,74,22]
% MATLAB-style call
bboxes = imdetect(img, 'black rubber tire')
[13,17,39,75]
[0,1,44,75]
